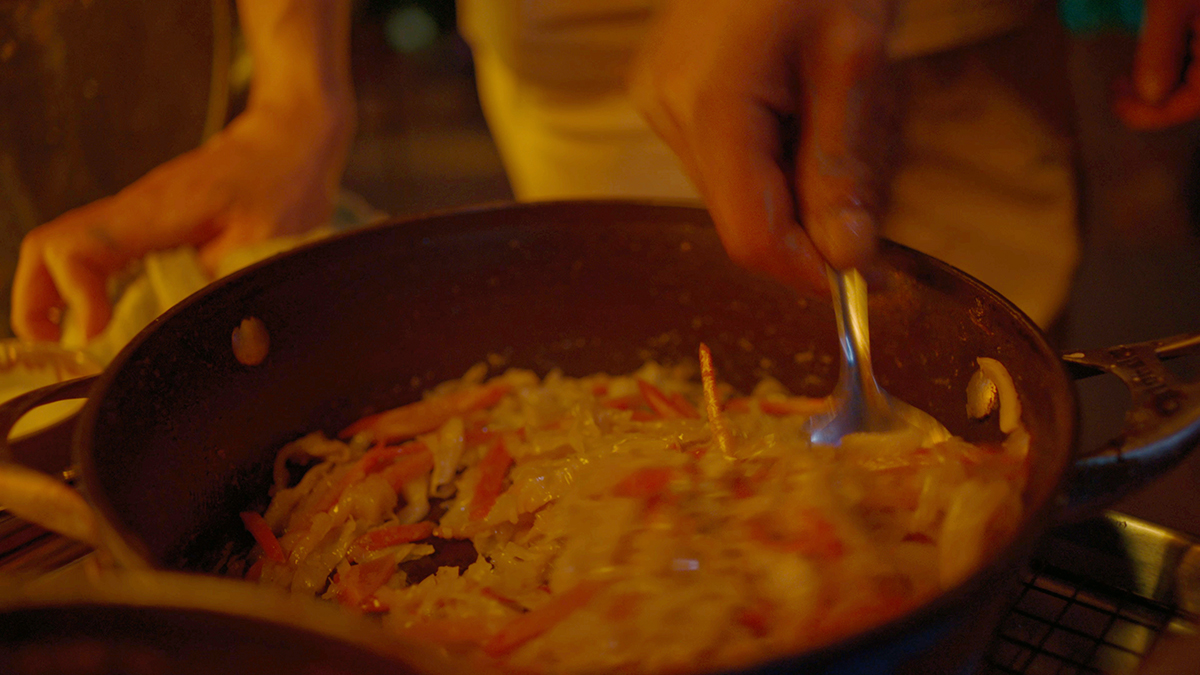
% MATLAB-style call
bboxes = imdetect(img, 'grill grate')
[982,559,1180,675]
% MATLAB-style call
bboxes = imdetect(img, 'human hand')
[1114,0,1200,128]
[11,98,353,342]
[630,0,896,292]
[12,0,355,343]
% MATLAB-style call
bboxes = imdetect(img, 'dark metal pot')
[2,200,1198,674]
[0,570,456,675]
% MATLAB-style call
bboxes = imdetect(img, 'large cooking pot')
[0,569,458,675]
[2,200,1198,673]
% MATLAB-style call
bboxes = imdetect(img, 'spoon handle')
[829,268,883,405]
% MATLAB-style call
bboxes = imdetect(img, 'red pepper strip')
[469,438,513,521]
[240,511,286,563]
[379,445,435,492]
[340,382,513,442]
[335,555,398,609]
[698,343,732,457]
[612,466,676,499]
[348,521,435,562]
[637,380,699,419]
[758,396,834,417]
[483,581,601,657]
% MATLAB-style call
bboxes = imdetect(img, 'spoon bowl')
[807,268,951,447]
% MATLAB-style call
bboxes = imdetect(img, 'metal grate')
[0,512,91,576]
[982,559,1179,675]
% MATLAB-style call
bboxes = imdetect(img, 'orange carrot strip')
[483,581,601,657]
[299,441,426,521]
[470,438,513,521]
[601,394,644,411]
[699,343,733,457]
[340,382,513,442]
[637,380,699,419]
[612,466,676,499]
[379,445,435,492]
[401,617,492,646]
[335,555,398,609]
[240,511,286,563]
[749,511,845,559]
[723,398,753,413]
[735,598,774,637]
[244,558,265,581]
[758,396,834,417]
[349,521,435,561]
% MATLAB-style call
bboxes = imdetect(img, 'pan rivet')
[232,317,270,366]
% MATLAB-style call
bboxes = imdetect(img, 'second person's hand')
[630,0,897,293]
[11,97,353,343]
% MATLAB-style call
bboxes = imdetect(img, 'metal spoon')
[807,267,950,446]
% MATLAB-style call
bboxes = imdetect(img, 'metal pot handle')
[1057,332,1200,523]
[0,376,99,546]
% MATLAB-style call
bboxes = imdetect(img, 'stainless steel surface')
[1058,333,1200,523]
[983,512,1200,674]
[808,267,950,446]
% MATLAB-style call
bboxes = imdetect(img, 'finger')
[1116,15,1200,128]
[42,246,115,342]
[797,3,890,270]
[11,250,66,342]
[691,99,829,293]
[1115,73,1200,128]
[1132,0,1193,104]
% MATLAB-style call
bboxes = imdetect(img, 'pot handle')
[0,376,100,546]
[1057,332,1200,523]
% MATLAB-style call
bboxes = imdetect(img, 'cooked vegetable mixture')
[239,346,1029,674]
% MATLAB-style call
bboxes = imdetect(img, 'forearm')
[237,0,355,123]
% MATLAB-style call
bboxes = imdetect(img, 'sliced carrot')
[749,510,845,559]
[601,394,644,411]
[290,441,428,529]
[612,466,677,500]
[637,380,699,419]
[340,382,513,442]
[402,617,492,646]
[244,557,265,581]
[348,521,435,561]
[735,598,774,637]
[758,396,833,417]
[723,398,753,413]
[240,511,286,563]
[335,555,398,609]
[470,438,513,521]
[379,446,435,492]
[483,581,601,657]
[699,343,732,457]
[359,596,390,614]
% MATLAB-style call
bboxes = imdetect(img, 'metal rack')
[983,513,1200,674]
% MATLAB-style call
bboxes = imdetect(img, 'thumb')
[1133,0,1191,104]
[797,2,893,270]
